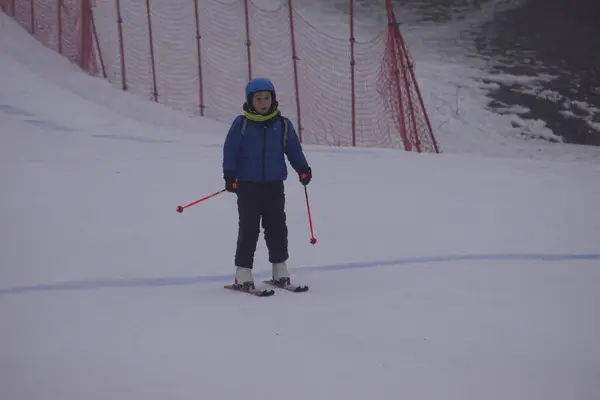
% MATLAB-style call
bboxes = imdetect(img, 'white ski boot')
[267,261,308,292]
[234,267,255,291]
[272,261,290,286]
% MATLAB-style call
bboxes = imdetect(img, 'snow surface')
[1,9,600,400]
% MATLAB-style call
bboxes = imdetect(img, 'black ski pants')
[234,180,288,269]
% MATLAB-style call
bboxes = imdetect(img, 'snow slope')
[1,11,600,400]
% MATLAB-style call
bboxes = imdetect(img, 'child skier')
[222,77,312,291]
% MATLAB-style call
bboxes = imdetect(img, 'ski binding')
[224,284,275,297]
[263,279,309,292]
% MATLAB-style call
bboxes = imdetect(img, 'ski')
[263,280,309,293]
[224,284,275,297]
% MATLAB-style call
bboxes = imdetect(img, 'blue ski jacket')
[222,113,309,182]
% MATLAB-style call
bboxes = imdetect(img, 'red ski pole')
[176,188,226,213]
[303,186,317,245]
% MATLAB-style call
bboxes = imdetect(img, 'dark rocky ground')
[371,0,600,145]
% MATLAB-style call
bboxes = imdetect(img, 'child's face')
[252,91,272,114]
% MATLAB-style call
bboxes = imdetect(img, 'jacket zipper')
[261,125,267,181]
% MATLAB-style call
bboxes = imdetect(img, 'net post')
[193,0,205,116]
[392,24,421,152]
[349,0,356,147]
[145,0,158,102]
[30,0,34,34]
[396,24,440,153]
[90,5,106,78]
[243,0,252,80]
[384,0,410,151]
[57,0,62,54]
[287,0,302,143]
[115,0,127,90]
[80,0,92,71]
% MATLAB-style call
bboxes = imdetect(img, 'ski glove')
[298,166,312,186]
[224,171,237,193]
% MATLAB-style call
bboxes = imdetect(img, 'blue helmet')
[244,77,278,114]
[245,77,275,98]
